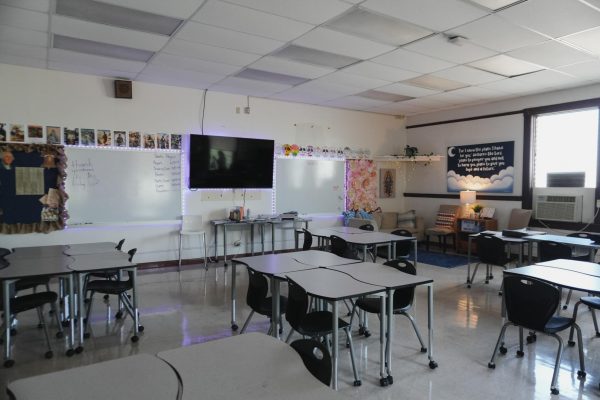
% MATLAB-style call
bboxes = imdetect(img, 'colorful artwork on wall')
[346,159,378,211]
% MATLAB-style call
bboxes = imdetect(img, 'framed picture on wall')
[379,168,396,198]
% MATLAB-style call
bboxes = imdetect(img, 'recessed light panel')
[53,34,155,62]
[357,90,414,102]
[468,54,545,77]
[326,8,433,46]
[404,75,469,91]
[234,68,308,86]
[272,45,360,69]
[468,0,524,11]
[56,0,183,36]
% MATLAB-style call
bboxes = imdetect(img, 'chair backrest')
[302,228,313,251]
[390,229,413,257]
[127,248,137,262]
[383,259,416,310]
[115,239,125,251]
[329,235,359,260]
[476,234,508,265]
[181,215,203,232]
[507,209,532,230]
[358,223,375,231]
[538,241,571,262]
[503,275,560,331]
[433,204,460,232]
[285,279,309,332]
[246,268,269,312]
[290,339,332,386]
[0,248,11,258]
[567,231,600,243]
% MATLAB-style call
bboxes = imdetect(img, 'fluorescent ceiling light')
[326,8,433,46]
[55,0,183,36]
[404,75,469,91]
[234,68,308,86]
[356,90,414,102]
[467,0,524,11]
[468,54,545,77]
[272,45,360,69]
[53,34,155,62]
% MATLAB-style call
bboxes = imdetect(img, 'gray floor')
[2,259,600,400]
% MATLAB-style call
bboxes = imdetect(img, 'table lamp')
[460,190,476,217]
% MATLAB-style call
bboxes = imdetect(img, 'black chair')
[0,248,10,258]
[358,224,377,261]
[240,268,287,335]
[538,241,576,309]
[329,235,360,260]
[377,229,412,259]
[83,248,143,342]
[290,338,331,386]
[301,228,313,251]
[1,283,64,367]
[488,275,585,395]
[85,238,127,302]
[284,278,361,386]
[468,234,516,294]
[350,260,426,356]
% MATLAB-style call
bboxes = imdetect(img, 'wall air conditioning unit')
[534,195,583,222]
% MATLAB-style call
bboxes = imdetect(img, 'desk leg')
[76,272,85,353]
[528,242,533,265]
[261,225,265,255]
[332,300,339,390]
[214,225,218,260]
[66,274,75,356]
[427,284,437,369]
[387,242,391,261]
[385,288,394,380]
[250,224,255,255]
[362,245,367,262]
[223,225,228,266]
[131,267,140,341]
[413,240,418,267]
[3,280,12,366]
[271,224,275,254]
[230,262,238,331]
[271,277,280,339]
[467,236,472,284]
[379,293,387,385]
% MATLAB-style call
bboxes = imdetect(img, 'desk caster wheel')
[4,359,14,368]
[568,340,575,347]
[420,347,427,353]
[231,324,238,331]
[115,311,123,320]
[429,360,438,369]
[131,335,139,343]
[488,362,495,369]
[551,388,559,395]
[485,280,489,284]
[380,377,389,387]
[577,370,586,378]
[364,330,371,338]
[75,346,83,354]
[516,350,524,357]
[353,380,362,387]
[499,346,507,355]
[138,325,145,332]
[83,332,90,339]
[562,305,568,310]
[358,327,365,335]
[467,284,471,288]
[386,376,393,385]
[45,351,53,359]
[61,320,70,328]
[526,334,537,343]
[66,348,75,357]
[56,331,64,339]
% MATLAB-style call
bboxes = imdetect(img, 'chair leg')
[285,329,295,343]
[84,292,95,337]
[178,233,183,272]
[345,327,361,386]
[562,289,572,310]
[469,263,481,287]
[488,322,511,368]
[202,232,209,272]
[36,307,53,358]
[240,310,254,334]
[51,299,64,338]
[400,312,427,352]
[568,301,583,345]
[517,327,524,357]
[591,307,600,336]
[548,333,565,395]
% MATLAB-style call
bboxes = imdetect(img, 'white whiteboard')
[276,158,344,214]
[65,148,181,224]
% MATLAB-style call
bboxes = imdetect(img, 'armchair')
[425,204,461,253]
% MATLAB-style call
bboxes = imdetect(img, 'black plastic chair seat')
[86,279,132,294]
[544,316,575,334]
[10,292,57,314]
[89,270,119,279]
[296,311,349,336]
[15,277,50,291]
[580,296,600,309]
[355,297,411,315]
[256,296,288,317]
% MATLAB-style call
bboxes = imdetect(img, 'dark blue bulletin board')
[0,144,67,234]
[446,141,514,193]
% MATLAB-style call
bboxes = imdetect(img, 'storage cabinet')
[455,218,498,254]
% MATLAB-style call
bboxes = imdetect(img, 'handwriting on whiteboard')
[71,158,100,188]
[153,153,181,193]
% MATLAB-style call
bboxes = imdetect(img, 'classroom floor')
[2,258,600,400]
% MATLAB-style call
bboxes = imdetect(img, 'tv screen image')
[189,135,274,189]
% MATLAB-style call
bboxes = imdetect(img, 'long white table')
[158,333,346,400]
[526,234,600,264]
[6,354,180,400]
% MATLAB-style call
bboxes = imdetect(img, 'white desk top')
[232,253,317,277]
[525,234,599,248]
[288,250,362,267]
[7,246,68,259]
[0,255,73,280]
[7,354,179,400]
[158,333,345,400]
[326,262,433,289]
[475,231,530,243]
[505,265,600,294]
[67,252,135,272]
[63,242,118,255]
[324,226,366,234]
[284,268,385,301]
[535,259,600,277]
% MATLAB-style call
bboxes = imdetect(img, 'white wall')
[0,64,406,262]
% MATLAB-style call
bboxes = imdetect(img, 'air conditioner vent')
[534,195,583,222]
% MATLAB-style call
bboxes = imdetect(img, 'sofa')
[347,210,425,242]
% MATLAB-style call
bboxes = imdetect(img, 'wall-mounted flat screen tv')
[189,135,274,189]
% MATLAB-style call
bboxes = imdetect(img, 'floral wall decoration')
[346,159,378,211]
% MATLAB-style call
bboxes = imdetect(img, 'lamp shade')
[460,190,476,205]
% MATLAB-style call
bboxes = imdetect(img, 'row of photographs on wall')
[0,123,182,150]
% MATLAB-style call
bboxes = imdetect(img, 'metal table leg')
[214,224,219,260]
[223,224,228,266]
[3,279,12,366]
[427,284,437,369]
[271,277,280,339]
[271,223,276,253]
[76,272,85,353]
[385,288,394,380]
[332,300,339,390]
[379,293,387,385]
[250,223,255,255]
[66,274,75,356]
[413,239,418,267]
[131,267,140,341]
[230,262,238,331]
[261,224,265,255]
[467,236,472,284]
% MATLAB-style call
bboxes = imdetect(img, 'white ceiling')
[2,0,600,116]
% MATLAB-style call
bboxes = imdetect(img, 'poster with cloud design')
[447,141,514,193]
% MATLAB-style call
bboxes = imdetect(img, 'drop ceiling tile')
[49,48,146,73]
[0,53,47,69]
[271,45,359,69]
[48,61,139,80]
[0,0,50,12]
[322,95,391,110]
[209,76,293,96]
[193,0,313,41]
[377,82,440,97]
[95,0,206,19]
[510,69,580,89]
[315,71,390,90]
[451,15,547,52]
[51,15,169,52]
[223,0,352,25]
[445,85,511,100]
[175,21,284,55]
[294,79,362,97]
[139,64,225,86]
[136,74,214,90]
[420,91,474,106]
[404,75,468,91]
[372,48,455,74]
[404,34,497,64]
[367,102,424,116]
[468,54,544,77]
[293,27,395,59]
[560,27,600,56]
[468,0,523,11]
[498,0,600,38]
[0,5,48,32]
[478,72,565,94]
[400,96,451,110]
[0,41,46,60]
[342,61,421,82]
[162,39,260,66]
[271,89,337,104]
[557,60,600,81]
[0,25,49,47]
[249,56,335,79]
[362,0,488,31]
[150,53,241,75]
[432,65,503,85]
[507,40,595,68]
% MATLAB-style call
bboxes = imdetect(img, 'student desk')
[158,333,345,400]
[283,268,385,390]
[230,251,360,336]
[504,264,600,295]
[326,262,437,381]
[536,258,600,276]
[526,234,600,264]
[6,354,180,400]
